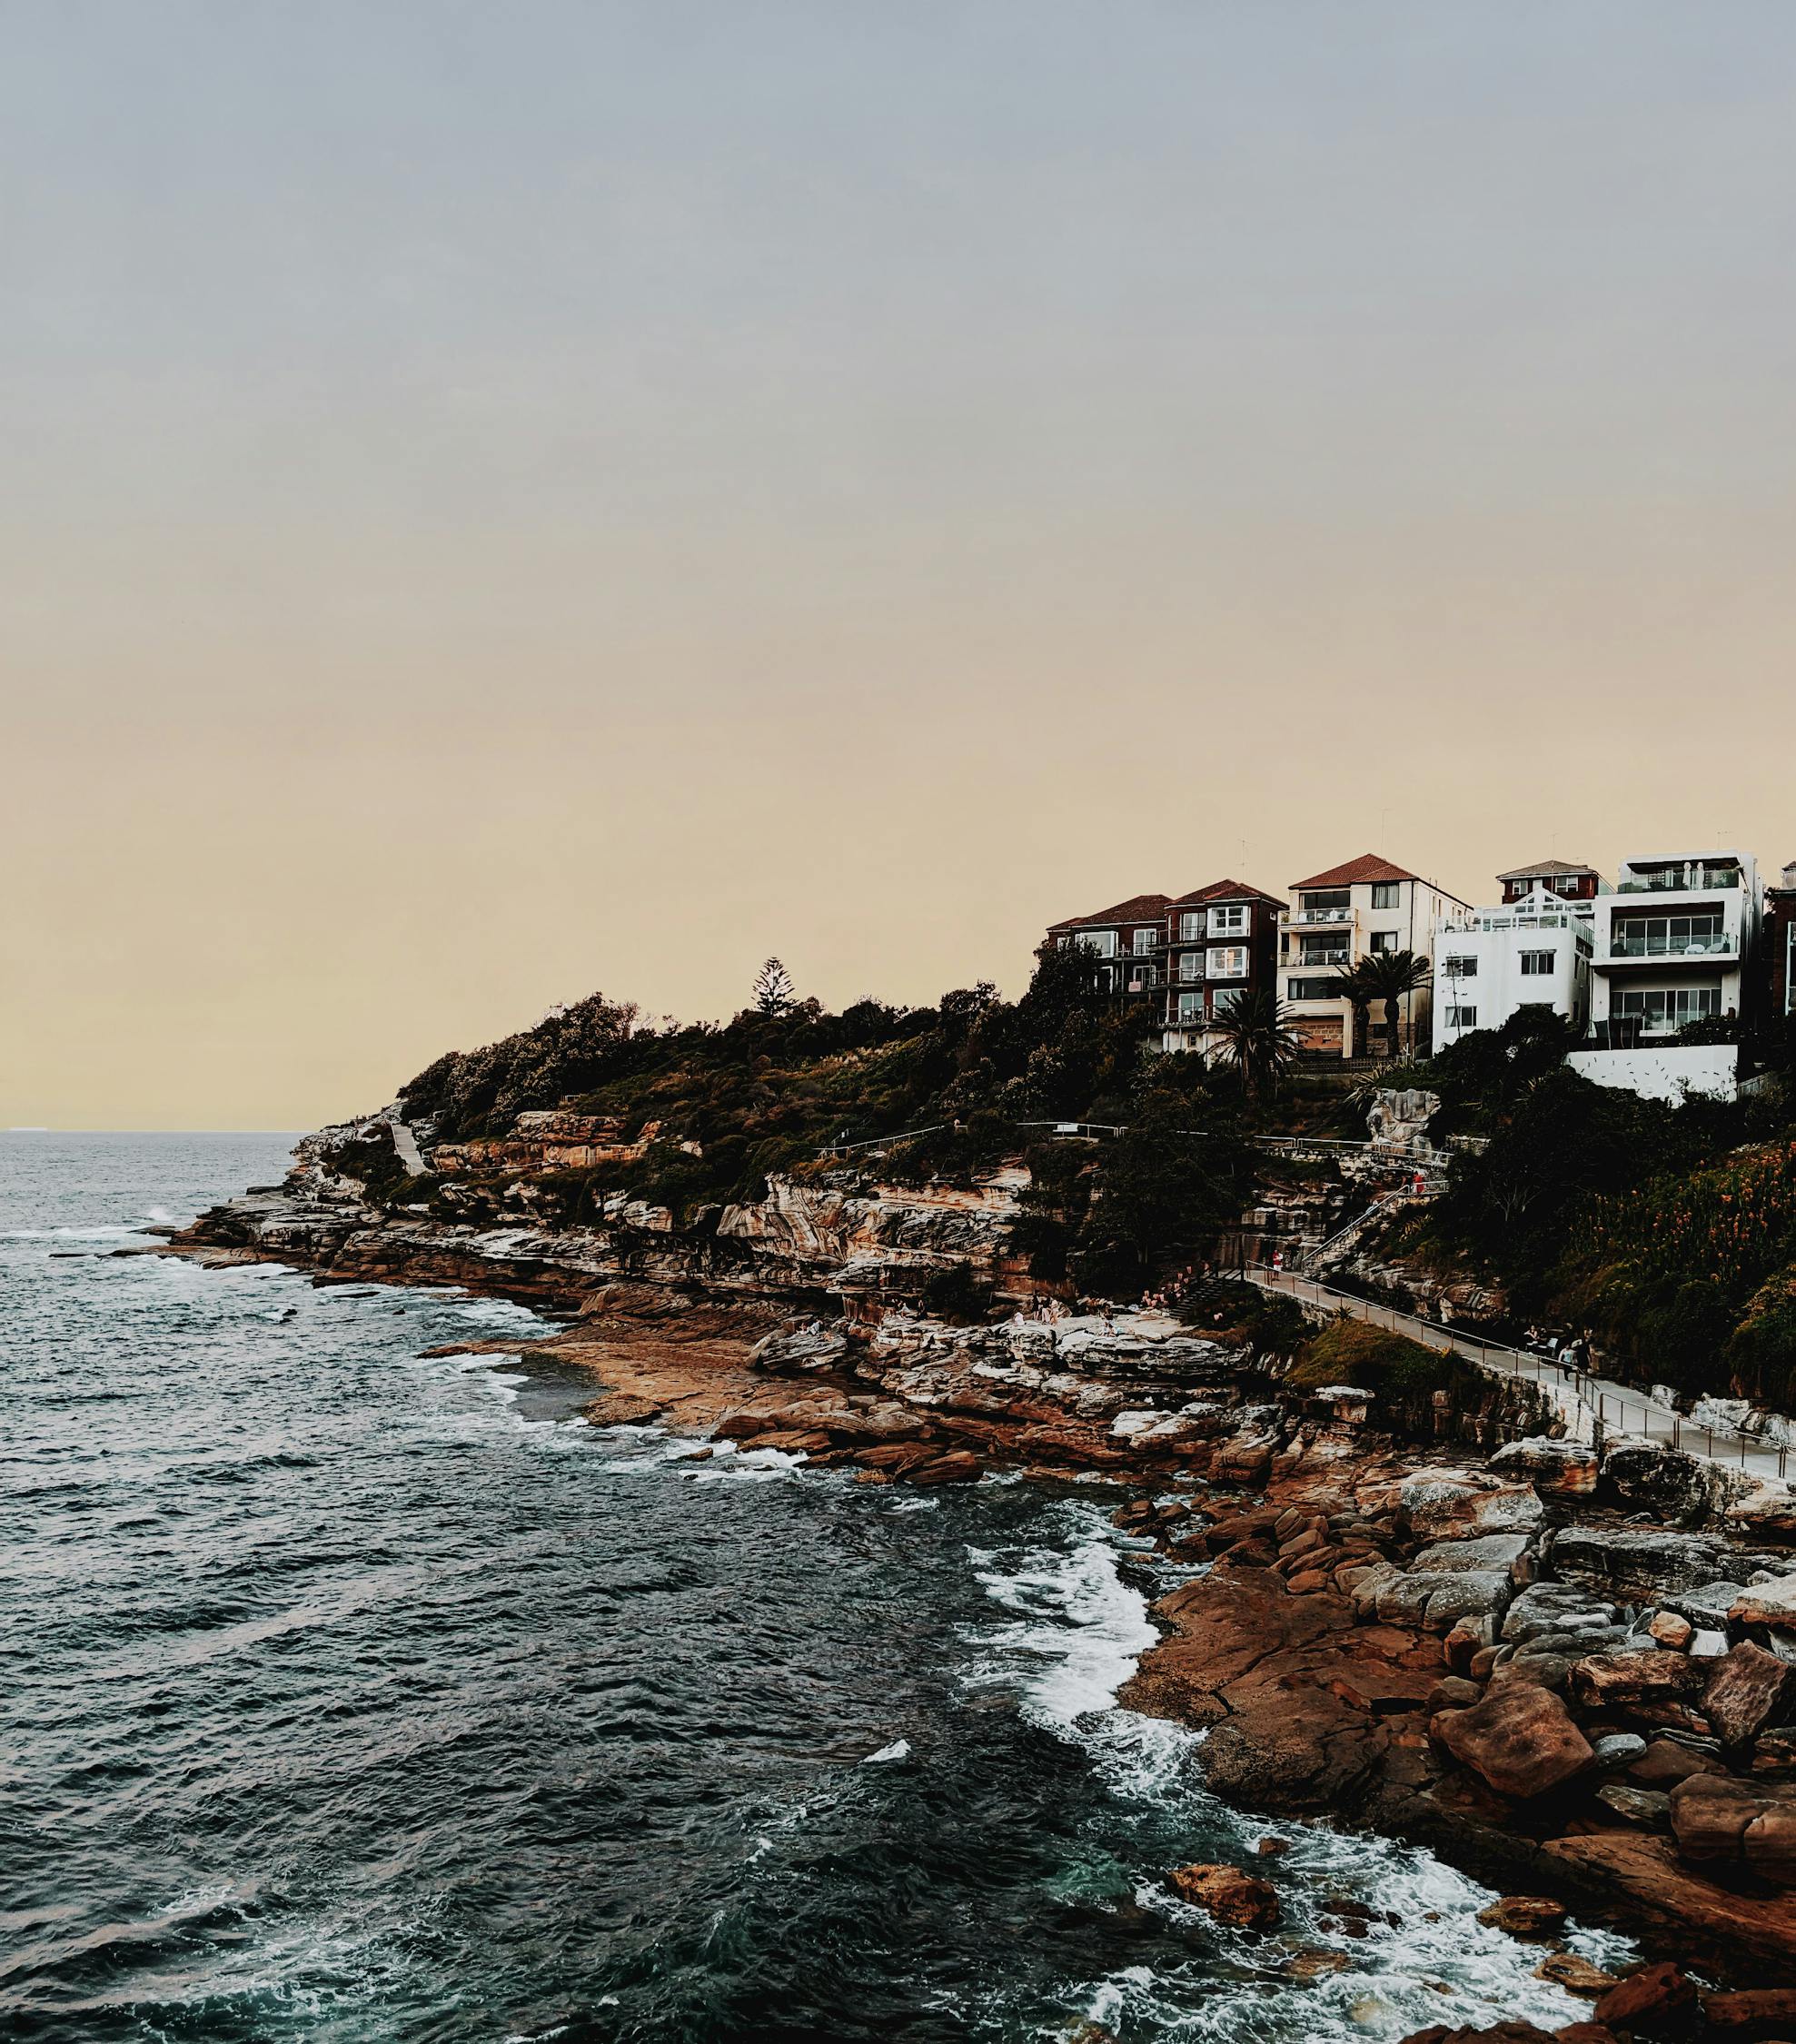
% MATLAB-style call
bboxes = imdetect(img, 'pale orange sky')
[5,4,1795,1128]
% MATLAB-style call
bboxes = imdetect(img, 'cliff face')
[178,1103,1031,1318]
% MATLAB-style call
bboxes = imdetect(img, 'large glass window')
[1176,991,1205,1024]
[1614,985,1722,1033]
[1178,911,1205,942]
[1299,934,1348,965]
[1442,955,1477,979]
[1208,903,1248,936]
[1286,977,1338,1000]
[1371,881,1399,908]
[1519,949,1555,975]
[1610,912,1725,958]
[1300,889,1350,916]
[1077,929,1118,958]
[1177,952,1205,983]
[1131,928,1160,955]
[1445,1005,1478,1029]
[1208,947,1248,979]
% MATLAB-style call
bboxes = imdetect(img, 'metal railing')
[1616,869,1742,894]
[1245,1264,1791,1478]
[1280,907,1354,926]
[1607,934,1733,958]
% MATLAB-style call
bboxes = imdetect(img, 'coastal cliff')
[171,1106,1796,2014]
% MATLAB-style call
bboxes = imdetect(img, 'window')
[1208,947,1248,979]
[1371,881,1400,908]
[1096,966,1116,992]
[1615,986,1722,1034]
[1610,913,1725,958]
[1077,929,1117,958]
[1368,930,1397,955]
[1132,928,1160,955]
[1519,950,1555,976]
[1442,955,1478,978]
[1300,888,1350,915]
[1208,903,1248,937]
[1445,1005,1479,1030]
[1126,964,1159,990]
[1178,911,1205,943]
[1177,951,1205,983]
[1299,934,1348,965]
[1176,990,1205,1024]
[1286,977,1338,1000]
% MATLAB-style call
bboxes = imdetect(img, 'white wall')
[1566,1043,1744,1104]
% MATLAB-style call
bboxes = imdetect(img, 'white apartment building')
[1588,849,1761,1043]
[1279,854,1469,1058]
[1432,860,1605,1054]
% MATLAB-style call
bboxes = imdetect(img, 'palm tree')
[1329,961,1376,1059]
[1356,948,1433,1055]
[1209,988,1303,1105]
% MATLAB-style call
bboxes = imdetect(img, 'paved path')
[1245,1264,1791,1483]
[390,1122,427,1176]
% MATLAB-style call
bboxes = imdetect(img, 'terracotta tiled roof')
[1046,892,1173,933]
[1169,877,1286,908]
[1495,858,1599,881]
[1291,853,1419,890]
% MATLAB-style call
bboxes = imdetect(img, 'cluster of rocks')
[1118,1429,1796,1986]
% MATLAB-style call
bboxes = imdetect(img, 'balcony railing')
[1606,933,1734,959]
[1295,948,1350,967]
[1616,867,1742,894]
[1280,907,1353,926]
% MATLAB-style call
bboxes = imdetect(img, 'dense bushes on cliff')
[1385,1017,1796,1399]
[392,948,1251,1284]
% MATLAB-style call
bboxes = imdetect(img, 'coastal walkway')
[1244,1264,1792,1484]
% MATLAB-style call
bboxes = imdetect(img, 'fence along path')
[1244,1264,1791,1483]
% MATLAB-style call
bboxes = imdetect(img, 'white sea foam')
[963,1503,1635,2042]
[861,1739,911,1764]
[962,1506,1159,1732]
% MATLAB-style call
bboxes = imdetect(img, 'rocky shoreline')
[165,1164,1796,2037]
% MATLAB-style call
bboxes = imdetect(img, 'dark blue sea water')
[2,1134,1620,2043]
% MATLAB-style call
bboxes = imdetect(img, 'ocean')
[2,1132,1621,2042]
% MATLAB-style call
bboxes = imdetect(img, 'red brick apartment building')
[1046,878,1285,1054]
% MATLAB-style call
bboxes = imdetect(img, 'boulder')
[1490,1436,1600,1498]
[1411,1533,1534,1576]
[1602,1442,1720,1525]
[581,1392,664,1427]
[1670,1773,1796,1885]
[1647,1611,1694,1650]
[1167,1860,1281,1930]
[1702,1641,1796,1749]
[1592,1731,1649,1769]
[898,1450,982,1487]
[1701,1987,1796,2030]
[1721,1473,1796,1542]
[1731,1576,1796,1631]
[749,1325,850,1374]
[1628,1739,1726,1789]
[1661,1582,1752,1632]
[1593,1782,1670,1827]
[1475,1894,1567,1940]
[1548,1527,1733,1603]
[1503,1583,1625,1644]
[1377,1569,1515,1632]
[1592,1961,1700,2035]
[1534,1951,1616,1995]
[1401,1474,1543,1541]
[1544,1830,1796,1975]
[1568,1650,1703,1713]
[1433,1680,1593,1799]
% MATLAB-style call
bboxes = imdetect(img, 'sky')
[5,1,1796,1129]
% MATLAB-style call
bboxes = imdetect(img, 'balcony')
[1295,948,1349,967]
[1616,866,1743,894]
[1606,933,1736,960]
[1280,907,1353,927]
